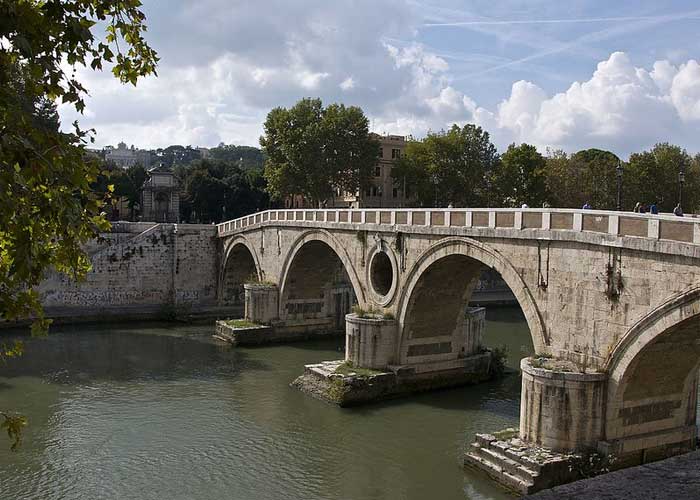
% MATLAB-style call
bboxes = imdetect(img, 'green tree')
[112,164,147,220]
[1,0,157,448]
[392,124,499,207]
[492,143,549,207]
[544,148,620,209]
[626,143,697,213]
[261,98,379,207]
[178,159,270,223]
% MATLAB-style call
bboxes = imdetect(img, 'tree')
[392,124,499,207]
[178,159,270,223]
[111,163,147,220]
[261,98,379,207]
[492,143,549,207]
[626,143,698,213]
[544,148,620,209]
[1,0,158,448]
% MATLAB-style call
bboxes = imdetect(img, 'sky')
[59,0,700,158]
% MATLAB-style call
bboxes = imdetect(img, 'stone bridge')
[217,207,700,468]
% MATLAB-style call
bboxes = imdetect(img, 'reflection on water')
[0,308,533,500]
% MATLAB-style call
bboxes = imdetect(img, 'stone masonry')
[218,207,700,486]
[37,222,223,321]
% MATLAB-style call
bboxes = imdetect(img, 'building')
[105,141,152,168]
[358,134,409,208]
[284,134,410,209]
[141,164,180,222]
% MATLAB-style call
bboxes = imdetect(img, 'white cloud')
[478,52,700,155]
[340,77,355,91]
[56,0,700,158]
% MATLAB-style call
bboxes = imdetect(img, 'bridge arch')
[278,230,365,326]
[396,237,548,363]
[604,287,700,451]
[220,235,262,307]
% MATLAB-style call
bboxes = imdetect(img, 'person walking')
[582,201,592,209]
[649,202,658,215]
[673,204,684,217]
[521,203,529,209]
[633,202,642,213]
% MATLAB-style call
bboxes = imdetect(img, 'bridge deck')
[218,208,700,258]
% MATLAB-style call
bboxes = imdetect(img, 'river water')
[0,308,534,500]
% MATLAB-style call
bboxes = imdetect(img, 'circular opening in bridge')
[370,251,393,297]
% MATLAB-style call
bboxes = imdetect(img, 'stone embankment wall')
[37,222,221,321]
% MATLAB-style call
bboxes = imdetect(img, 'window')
[379,148,384,159]
[374,166,381,177]
[365,188,371,197]
[393,188,398,198]
[391,148,401,159]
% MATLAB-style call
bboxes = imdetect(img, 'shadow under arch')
[278,229,365,322]
[396,237,547,363]
[219,235,262,306]
[604,286,700,446]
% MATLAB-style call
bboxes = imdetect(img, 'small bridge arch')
[396,237,548,363]
[220,235,262,308]
[278,229,364,328]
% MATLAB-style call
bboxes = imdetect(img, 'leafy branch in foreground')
[0,0,158,449]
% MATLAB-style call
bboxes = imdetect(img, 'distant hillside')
[208,144,265,170]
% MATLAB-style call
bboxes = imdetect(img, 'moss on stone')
[225,319,261,328]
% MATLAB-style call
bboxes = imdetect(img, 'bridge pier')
[292,307,494,406]
[519,358,607,452]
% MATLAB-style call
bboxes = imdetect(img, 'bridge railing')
[217,208,700,245]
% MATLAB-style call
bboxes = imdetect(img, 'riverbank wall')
[19,222,515,327]
[34,222,227,323]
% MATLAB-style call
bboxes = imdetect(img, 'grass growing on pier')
[334,361,385,378]
[225,319,261,328]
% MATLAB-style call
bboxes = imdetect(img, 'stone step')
[471,444,539,483]
[464,450,534,496]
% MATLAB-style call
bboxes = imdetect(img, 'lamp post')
[616,160,623,211]
[678,164,686,209]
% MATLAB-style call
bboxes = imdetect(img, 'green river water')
[0,307,534,500]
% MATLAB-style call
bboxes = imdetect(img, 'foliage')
[392,124,499,207]
[176,159,270,223]
[208,144,265,170]
[568,450,617,479]
[1,412,27,452]
[0,0,158,325]
[225,319,260,328]
[626,143,700,213]
[0,0,157,449]
[489,344,509,378]
[492,427,519,441]
[333,361,384,378]
[492,143,549,207]
[544,148,621,209]
[261,98,380,207]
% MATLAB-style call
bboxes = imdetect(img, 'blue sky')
[60,0,700,157]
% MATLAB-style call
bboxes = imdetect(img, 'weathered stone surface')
[525,450,700,500]
[37,223,221,321]
[293,351,492,406]
[220,208,700,465]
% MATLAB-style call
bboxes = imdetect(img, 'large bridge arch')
[220,235,262,307]
[396,237,548,363]
[604,287,700,457]
[278,230,365,326]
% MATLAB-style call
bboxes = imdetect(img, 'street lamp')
[616,160,623,211]
[678,164,686,209]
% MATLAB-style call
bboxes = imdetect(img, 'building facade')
[105,141,152,168]
[284,134,410,209]
[141,165,180,222]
